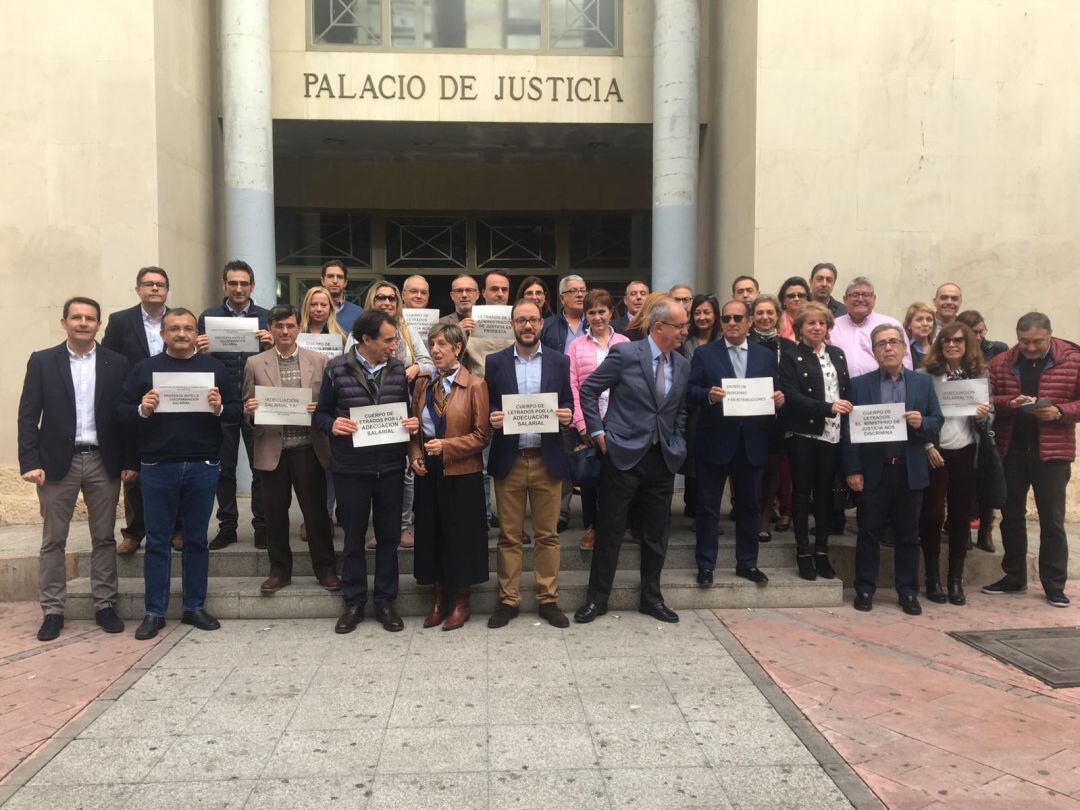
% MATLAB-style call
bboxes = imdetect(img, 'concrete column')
[651,0,700,294]
[221,0,276,308]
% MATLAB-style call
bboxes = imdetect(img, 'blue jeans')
[140,460,220,617]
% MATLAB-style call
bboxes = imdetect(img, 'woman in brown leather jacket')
[409,322,491,630]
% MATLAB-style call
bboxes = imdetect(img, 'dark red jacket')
[989,337,1080,461]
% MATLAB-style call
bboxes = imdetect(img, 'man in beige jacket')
[242,304,340,595]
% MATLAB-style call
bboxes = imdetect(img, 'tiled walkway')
[719,592,1080,808]
[0,610,862,809]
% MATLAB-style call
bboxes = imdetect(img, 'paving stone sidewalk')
[0,609,869,809]
[719,592,1080,808]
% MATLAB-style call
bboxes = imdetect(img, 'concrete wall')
[0,0,217,523]
[713,0,1080,344]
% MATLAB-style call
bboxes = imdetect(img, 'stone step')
[64,568,843,620]
[74,532,802,579]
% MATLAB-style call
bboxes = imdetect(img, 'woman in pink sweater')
[568,289,630,550]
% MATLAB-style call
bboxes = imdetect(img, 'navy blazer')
[485,345,573,480]
[580,339,689,474]
[101,304,169,367]
[688,339,779,467]
[17,342,134,480]
[841,368,944,491]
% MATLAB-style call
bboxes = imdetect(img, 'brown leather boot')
[976,518,996,552]
[423,583,447,629]
[442,585,471,631]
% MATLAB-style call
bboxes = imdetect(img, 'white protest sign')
[402,309,440,347]
[296,332,344,359]
[849,403,908,444]
[253,386,311,426]
[470,305,513,341]
[933,377,989,418]
[152,372,215,414]
[502,392,559,436]
[720,377,776,417]
[350,402,410,447]
[204,316,260,352]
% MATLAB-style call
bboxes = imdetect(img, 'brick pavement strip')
[718,594,1080,807]
[0,602,181,791]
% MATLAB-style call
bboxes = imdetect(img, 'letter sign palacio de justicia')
[303,72,624,104]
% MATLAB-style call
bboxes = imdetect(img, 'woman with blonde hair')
[622,290,670,341]
[300,285,349,338]
[904,302,936,368]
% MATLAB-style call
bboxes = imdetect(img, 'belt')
[883,456,905,465]
[74,444,99,454]
[518,447,543,458]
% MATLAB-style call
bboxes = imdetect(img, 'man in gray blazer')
[574,296,690,624]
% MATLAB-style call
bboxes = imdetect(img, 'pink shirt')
[568,328,630,432]
[828,311,912,378]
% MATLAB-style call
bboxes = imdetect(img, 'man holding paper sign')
[689,299,784,587]
[485,301,574,629]
[242,305,339,597]
[118,308,241,639]
[196,260,271,552]
[842,324,943,615]
[314,309,419,634]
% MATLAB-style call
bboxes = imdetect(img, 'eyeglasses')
[942,336,966,345]
[139,281,167,289]
[972,328,987,337]
[451,287,478,295]
[847,292,874,300]
[512,317,542,326]
[721,314,745,323]
[784,292,807,300]
[374,294,398,303]
[873,338,904,349]
[563,287,587,296]
[661,321,690,331]
[164,325,197,334]
[673,296,693,304]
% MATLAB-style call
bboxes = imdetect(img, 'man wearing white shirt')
[19,298,137,640]
[828,277,912,378]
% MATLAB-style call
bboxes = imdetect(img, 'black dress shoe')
[489,515,500,529]
[853,592,873,612]
[208,529,237,550]
[253,528,268,550]
[696,569,713,586]
[796,555,817,581]
[95,607,124,634]
[375,603,404,632]
[925,580,947,604]
[182,608,221,631]
[573,601,607,623]
[640,602,679,623]
[947,576,966,606]
[134,614,166,640]
[899,593,922,615]
[557,519,569,533]
[735,565,769,585]
[37,614,63,641]
[335,603,364,634]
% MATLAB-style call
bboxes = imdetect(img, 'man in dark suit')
[18,297,137,641]
[195,260,272,550]
[574,296,690,624]
[843,324,943,615]
[485,300,575,629]
[689,299,785,586]
[101,266,171,554]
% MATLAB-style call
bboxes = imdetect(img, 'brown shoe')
[260,576,290,595]
[442,585,471,631]
[423,583,447,628]
[400,529,414,549]
[365,534,376,550]
[207,529,235,550]
[117,537,141,556]
[170,532,183,551]
[334,603,363,634]
[319,573,342,592]
[580,528,595,551]
[300,522,308,542]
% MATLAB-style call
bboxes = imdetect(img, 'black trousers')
[1001,450,1071,591]
[216,420,265,532]
[259,446,335,580]
[335,469,403,607]
[787,436,840,554]
[696,438,762,571]
[588,446,674,608]
[855,465,923,597]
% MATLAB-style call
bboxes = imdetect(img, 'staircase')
[63,510,843,619]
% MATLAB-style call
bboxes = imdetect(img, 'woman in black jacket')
[779,302,852,581]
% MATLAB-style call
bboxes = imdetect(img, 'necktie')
[730,345,745,378]
[655,352,667,402]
